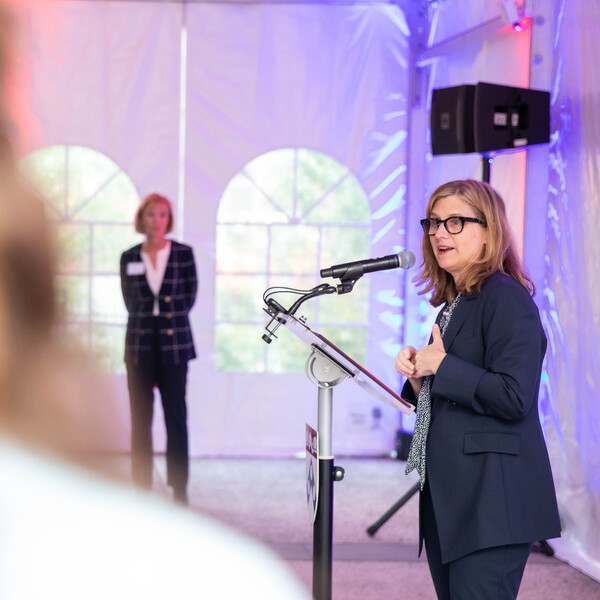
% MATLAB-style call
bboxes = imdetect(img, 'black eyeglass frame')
[420,216,486,236]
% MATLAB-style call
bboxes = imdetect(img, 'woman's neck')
[143,236,167,252]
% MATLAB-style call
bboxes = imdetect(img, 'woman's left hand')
[413,324,446,377]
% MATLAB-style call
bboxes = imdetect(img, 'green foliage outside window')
[215,148,370,373]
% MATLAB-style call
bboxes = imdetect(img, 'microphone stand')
[262,269,398,600]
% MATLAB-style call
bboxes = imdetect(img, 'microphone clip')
[336,276,361,295]
[333,264,365,295]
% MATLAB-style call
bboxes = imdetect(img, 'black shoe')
[531,540,554,557]
[173,487,188,506]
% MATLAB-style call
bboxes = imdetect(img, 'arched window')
[215,148,370,373]
[19,145,140,373]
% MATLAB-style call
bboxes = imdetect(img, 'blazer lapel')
[131,245,154,298]
[441,293,478,353]
[159,242,176,297]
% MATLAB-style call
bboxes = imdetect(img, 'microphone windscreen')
[398,249,416,269]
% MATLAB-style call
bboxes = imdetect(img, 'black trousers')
[422,480,531,600]
[125,333,189,492]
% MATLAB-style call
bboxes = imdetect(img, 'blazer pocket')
[463,432,521,455]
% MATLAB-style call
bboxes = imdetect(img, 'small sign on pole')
[306,424,319,524]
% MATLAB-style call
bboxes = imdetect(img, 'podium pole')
[313,386,334,600]
[306,347,348,600]
[262,306,415,599]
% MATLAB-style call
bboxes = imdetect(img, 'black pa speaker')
[430,82,550,155]
[430,84,476,155]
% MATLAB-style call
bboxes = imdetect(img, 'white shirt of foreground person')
[0,438,310,600]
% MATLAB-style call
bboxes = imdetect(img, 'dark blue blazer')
[120,241,197,366]
[402,271,561,564]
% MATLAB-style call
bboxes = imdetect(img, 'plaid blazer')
[120,241,197,366]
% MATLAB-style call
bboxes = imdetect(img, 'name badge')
[127,261,145,276]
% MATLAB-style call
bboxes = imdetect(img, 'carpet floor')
[101,455,600,600]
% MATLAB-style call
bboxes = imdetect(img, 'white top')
[0,436,311,600]
[141,240,171,316]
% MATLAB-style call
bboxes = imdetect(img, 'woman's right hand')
[395,346,423,396]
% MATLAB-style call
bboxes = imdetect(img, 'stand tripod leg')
[366,480,420,537]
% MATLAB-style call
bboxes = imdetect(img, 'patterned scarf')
[405,293,462,490]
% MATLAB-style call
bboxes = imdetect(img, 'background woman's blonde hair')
[415,179,534,306]
[134,193,174,234]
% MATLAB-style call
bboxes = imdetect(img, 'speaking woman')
[395,179,560,599]
[120,193,197,504]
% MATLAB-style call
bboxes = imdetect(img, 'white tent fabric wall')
[183,4,412,455]
[9,1,413,456]
[541,0,600,582]
[9,0,185,453]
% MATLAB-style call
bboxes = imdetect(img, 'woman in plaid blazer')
[120,193,197,504]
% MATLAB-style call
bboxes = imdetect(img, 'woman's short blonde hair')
[134,193,174,234]
[415,179,534,306]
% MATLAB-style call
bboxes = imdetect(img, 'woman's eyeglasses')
[420,216,486,236]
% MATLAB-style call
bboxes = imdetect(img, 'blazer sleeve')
[180,245,198,313]
[432,281,546,420]
[401,379,418,406]
[120,251,136,314]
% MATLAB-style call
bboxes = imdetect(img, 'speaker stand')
[481,153,493,183]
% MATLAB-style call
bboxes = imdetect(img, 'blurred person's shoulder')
[121,243,142,259]
[0,436,310,600]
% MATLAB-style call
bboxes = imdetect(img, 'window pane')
[215,324,266,372]
[56,223,91,273]
[76,171,140,222]
[67,147,122,217]
[269,225,319,275]
[92,275,127,323]
[296,150,346,220]
[320,282,369,324]
[216,274,267,322]
[93,325,126,374]
[244,149,295,217]
[320,226,370,267]
[265,274,320,323]
[19,146,67,214]
[94,225,140,273]
[219,172,288,224]
[306,173,369,223]
[66,321,91,346]
[56,275,90,320]
[216,224,268,272]
[320,326,367,365]
[266,327,308,373]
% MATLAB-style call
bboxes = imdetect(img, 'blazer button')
[166,313,173,319]
[165,296,172,303]
[167,329,174,336]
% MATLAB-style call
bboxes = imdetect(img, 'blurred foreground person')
[395,179,560,600]
[0,7,310,600]
[0,148,310,600]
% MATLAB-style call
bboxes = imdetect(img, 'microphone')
[320,249,415,279]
